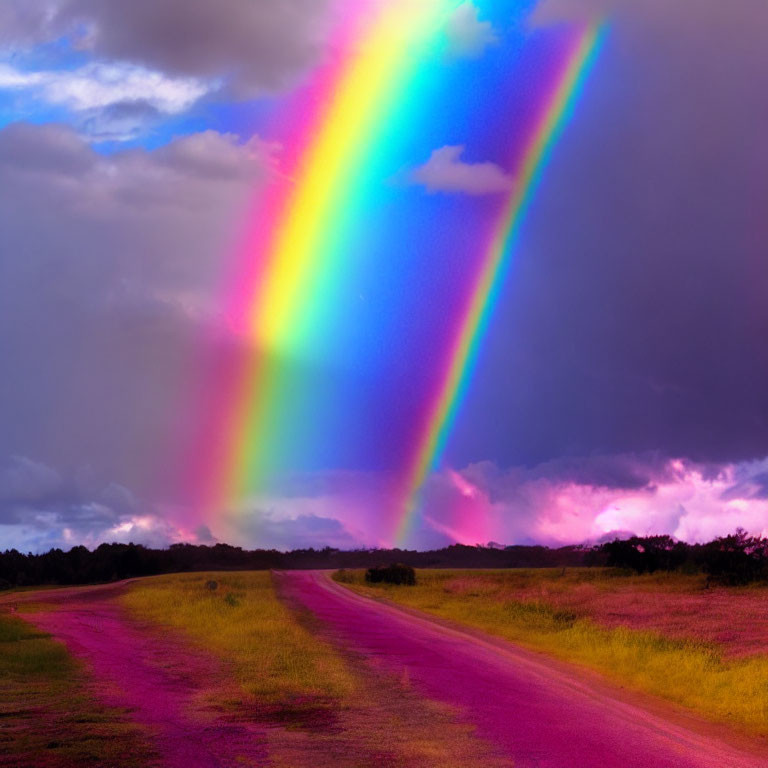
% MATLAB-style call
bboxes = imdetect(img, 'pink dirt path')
[15,584,267,768]
[279,570,768,768]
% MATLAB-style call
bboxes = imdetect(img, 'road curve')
[278,570,768,768]
[8,582,269,768]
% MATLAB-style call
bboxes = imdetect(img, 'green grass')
[0,613,153,767]
[334,568,768,735]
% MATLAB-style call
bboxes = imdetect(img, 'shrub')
[365,563,416,586]
[205,580,218,591]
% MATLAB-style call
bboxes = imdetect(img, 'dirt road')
[279,570,768,768]
[8,583,268,768]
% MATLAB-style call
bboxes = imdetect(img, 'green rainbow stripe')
[216,0,462,513]
[395,21,607,544]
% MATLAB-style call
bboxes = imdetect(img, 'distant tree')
[698,529,768,586]
[602,535,688,574]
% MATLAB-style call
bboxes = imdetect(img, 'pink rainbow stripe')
[188,1,459,527]
[183,8,365,524]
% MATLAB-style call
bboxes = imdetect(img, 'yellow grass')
[121,571,355,702]
[122,571,506,767]
[334,568,768,734]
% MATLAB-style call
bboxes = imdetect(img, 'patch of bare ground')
[305,570,768,767]
[268,580,508,768]
[0,607,155,768]
[15,587,270,768]
[11,581,505,768]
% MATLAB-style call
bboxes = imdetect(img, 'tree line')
[601,529,768,585]
[0,541,588,588]
[1,531,766,589]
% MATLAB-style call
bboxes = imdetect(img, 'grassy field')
[334,568,768,735]
[122,571,505,767]
[122,571,357,704]
[0,613,153,767]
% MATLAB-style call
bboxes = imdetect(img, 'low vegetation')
[122,571,355,704]
[121,571,504,767]
[0,613,153,766]
[334,567,768,735]
[365,563,417,585]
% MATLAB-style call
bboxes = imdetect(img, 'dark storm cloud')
[231,511,360,551]
[0,3,52,47]
[0,457,62,512]
[523,453,675,491]
[0,450,207,552]
[0,454,146,549]
[0,122,268,504]
[1,0,333,98]
[450,0,768,469]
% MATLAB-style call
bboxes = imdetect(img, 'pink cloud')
[417,457,768,547]
[191,456,768,551]
[15,455,768,553]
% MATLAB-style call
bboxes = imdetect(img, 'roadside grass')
[121,571,356,704]
[334,568,768,735]
[0,584,72,596]
[0,613,153,767]
[122,571,505,767]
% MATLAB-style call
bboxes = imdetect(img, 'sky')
[1,0,768,553]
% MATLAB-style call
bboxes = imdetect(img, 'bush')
[365,563,416,586]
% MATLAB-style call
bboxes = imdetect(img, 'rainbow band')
[217,0,462,511]
[395,21,607,544]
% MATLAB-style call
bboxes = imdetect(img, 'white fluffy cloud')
[446,2,499,58]
[0,62,208,113]
[1,0,333,98]
[411,145,513,195]
[0,62,210,140]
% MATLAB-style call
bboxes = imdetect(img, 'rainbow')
[394,21,606,544]
[191,0,462,524]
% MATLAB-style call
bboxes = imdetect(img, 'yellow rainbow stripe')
[223,0,461,507]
